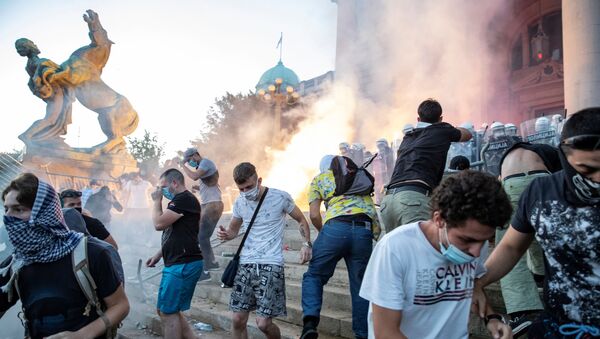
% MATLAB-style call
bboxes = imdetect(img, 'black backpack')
[330,155,376,197]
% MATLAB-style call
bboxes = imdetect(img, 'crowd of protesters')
[0,102,598,339]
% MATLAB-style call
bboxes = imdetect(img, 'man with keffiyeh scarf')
[0,173,129,339]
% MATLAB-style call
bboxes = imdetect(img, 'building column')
[562,0,600,114]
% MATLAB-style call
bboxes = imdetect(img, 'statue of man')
[16,10,139,154]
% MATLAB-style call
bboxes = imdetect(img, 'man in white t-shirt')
[217,162,312,339]
[123,172,154,246]
[359,171,513,339]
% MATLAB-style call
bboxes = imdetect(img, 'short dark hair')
[60,189,82,199]
[431,170,512,229]
[160,168,185,185]
[2,172,39,209]
[561,107,600,141]
[449,155,470,170]
[418,99,443,123]
[233,162,257,185]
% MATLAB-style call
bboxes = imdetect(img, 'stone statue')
[15,10,139,154]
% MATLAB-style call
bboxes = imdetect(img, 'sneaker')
[205,262,220,271]
[509,314,535,338]
[300,327,318,339]
[198,271,211,282]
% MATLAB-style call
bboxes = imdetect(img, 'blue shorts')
[157,260,203,314]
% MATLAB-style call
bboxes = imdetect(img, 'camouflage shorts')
[229,264,287,318]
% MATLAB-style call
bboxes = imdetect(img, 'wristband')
[302,241,313,248]
[484,313,507,325]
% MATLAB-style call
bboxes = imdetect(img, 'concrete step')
[196,283,354,338]
[214,245,347,269]
[197,277,353,314]
[150,297,342,339]
[211,255,350,287]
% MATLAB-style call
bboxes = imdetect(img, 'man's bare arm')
[217,217,243,241]
[479,226,534,287]
[289,205,312,264]
[181,164,207,181]
[457,127,473,142]
[309,200,323,232]
[372,304,407,339]
[473,226,534,318]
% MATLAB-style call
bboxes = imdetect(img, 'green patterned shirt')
[308,170,381,240]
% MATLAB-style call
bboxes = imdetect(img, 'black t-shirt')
[85,194,112,225]
[162,190,202,266]
[499,142,562,173]
[511,171,600,325]
[0,241,121,339]
[82,214,110,240]
[389,122,462,188]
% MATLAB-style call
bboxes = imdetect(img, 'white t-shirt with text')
[232,188,295,266]
[359,222,488,339]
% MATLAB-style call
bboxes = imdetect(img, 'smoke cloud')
[262,0,511,200]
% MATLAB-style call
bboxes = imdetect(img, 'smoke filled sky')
[0,0,337,157]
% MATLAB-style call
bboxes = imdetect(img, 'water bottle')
[194,322,214,332]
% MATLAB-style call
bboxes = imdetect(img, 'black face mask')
[74,207,83,214]
[559,147,600,206]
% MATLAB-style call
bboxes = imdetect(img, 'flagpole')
[279,32,283,62]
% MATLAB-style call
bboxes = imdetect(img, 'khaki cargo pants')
[496,172,547,314]
[380,190,431,233]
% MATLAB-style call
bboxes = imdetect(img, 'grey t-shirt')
[198,159,217,178]
[197,158,221,204]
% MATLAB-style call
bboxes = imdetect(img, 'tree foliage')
[127,130,165,174]
[192,92,272,188]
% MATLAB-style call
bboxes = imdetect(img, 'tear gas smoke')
[263,0,509,201]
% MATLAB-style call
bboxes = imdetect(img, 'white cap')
[535,117,551,132]
[491,121,504,130]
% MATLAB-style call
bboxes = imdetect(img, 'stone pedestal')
[563,0,600,114]
[21,144,138,189]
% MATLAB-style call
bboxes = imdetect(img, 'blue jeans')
[302,219,373,339]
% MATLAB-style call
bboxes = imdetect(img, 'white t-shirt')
[232,188,295,265]
[359,222,488,339]
[124,180,153,209]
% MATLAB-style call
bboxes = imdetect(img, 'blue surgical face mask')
[162,187,175,200]
[240,181,260,201]
[439,226,476,265]
[188,160,199,168]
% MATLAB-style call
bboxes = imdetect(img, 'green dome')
[255,61,300,93]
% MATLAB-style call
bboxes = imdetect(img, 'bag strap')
[72,237,103,317]
[362,152,378,168]
[13,271,31,338]
[234,187,269,258]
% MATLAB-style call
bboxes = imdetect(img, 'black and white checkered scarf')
[0,180,83,300]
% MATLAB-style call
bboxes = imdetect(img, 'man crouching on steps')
[146,169,203,339]
[217,162,312,339]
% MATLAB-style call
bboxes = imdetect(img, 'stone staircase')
[142,212,508,338]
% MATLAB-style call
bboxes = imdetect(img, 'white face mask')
[240,181,260,201]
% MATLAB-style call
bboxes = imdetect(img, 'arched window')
[528,11,562,66]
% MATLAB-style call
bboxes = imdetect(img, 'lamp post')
[257,77,300,146]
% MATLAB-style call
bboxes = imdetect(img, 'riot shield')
[520,116,561,146]
[480,135,520,177]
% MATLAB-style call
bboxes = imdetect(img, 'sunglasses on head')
[60,190,82,199]
[561,134,600,151]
